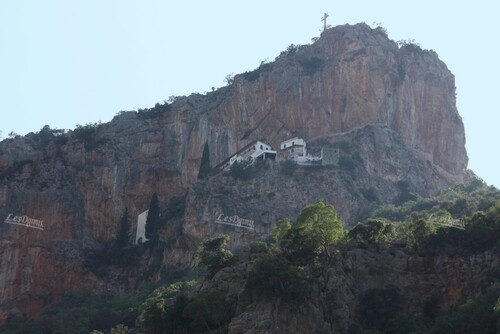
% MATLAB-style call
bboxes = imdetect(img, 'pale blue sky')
[1,1,498,187]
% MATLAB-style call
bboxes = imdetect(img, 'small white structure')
[279,137,323,165]
[217,140,276,170]
[280,137,307,159]
[135,210,149,244]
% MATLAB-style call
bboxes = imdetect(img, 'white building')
[135,210,149,244]
[279,137,323,165]
[217,140,276,170]
[280,137,307,159]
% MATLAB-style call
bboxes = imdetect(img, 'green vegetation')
[280,200,345,260]
[241,60,273,82]
[197,141,212,179]
[137,100,172,118]
[196,234,233,277]
[279,159,296,176]
[299,56,324,75]
[115,209,131,249]
[3,181,500,333]
[358,285,406,331]
[348,219,396,247]
[145,192,160,242]
[247,200,346,302]
[229,158,270,180]
[73,122,105,151]
[0,290,139,334]
[229,158,253,179]
[138,281,233,334]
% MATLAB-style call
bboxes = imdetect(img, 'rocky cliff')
[0,23,469,320]
[201,244,499,334]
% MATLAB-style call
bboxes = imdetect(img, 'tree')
[110,324,128,334]
[282,200,345,261]
[145,192,160,241]
[139,280,196,334]
[271,218,291,244]
[198,141,211,179]
[197,235,233,277]
[411,219,437,244]
[224,73,234,85]
[229,159,253,180]
[182,289,231,332]
[115,209,130,249]
[348,219,396,246]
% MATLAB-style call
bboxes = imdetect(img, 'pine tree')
[198,141,211,179]
[145,192,160,241]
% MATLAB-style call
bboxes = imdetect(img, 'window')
[260,145,263,150]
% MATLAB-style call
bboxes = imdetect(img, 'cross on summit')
[321,12,329,32]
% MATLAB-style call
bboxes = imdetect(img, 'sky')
[0,1,498,188]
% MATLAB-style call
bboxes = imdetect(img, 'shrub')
[197,235,233,277]
[281,200,345,262]
[279,159,296,176]
[229,159,254,180]
[338,156,355,171]
[182,289,233,332]
[358,285,405,331]
[247,255,311,303]
[299,56,324,75]
[348,219,396,246]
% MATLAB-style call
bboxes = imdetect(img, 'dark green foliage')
[396,180,418,204]
[84,210,143,275]
[358,285,405,331]
[246,255,311,303]
[182,289,233,332]
[241,61,272,82]
[281,200,345,262]
[362,187,379,202]
[423,294,442,319]
[84,242,142,276]
[0,159,34,179]
[139,280,196,334]
[197,234,233,277]
[414,289,499,334]
[164,195,186,221]
[137,101,172,118]
[197,141,212,179]
[0,290,139,334]
[333,140,352,153]
[139,282,233,334]
[348,219,396,246]
[145,192,160,241]
[229,159,254,180]
[421,203,500,254]
[279,159,296,176]
[159,266,203,286]
[299,56,324,75]
[115,209,130,249]
[338,156,356,172]
[31,125,67,147]
[371,179,500,224]
[73,122,104,151]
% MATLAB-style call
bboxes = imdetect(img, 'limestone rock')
[0,23,469,319]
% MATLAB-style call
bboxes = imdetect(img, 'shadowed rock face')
[0,23,468,320]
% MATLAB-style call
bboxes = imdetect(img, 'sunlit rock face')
[0,23,468,320]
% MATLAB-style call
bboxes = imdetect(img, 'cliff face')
[205,245,498,334]
[0,23,468,319]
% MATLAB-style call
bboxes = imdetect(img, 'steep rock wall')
[0,23,468,319]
